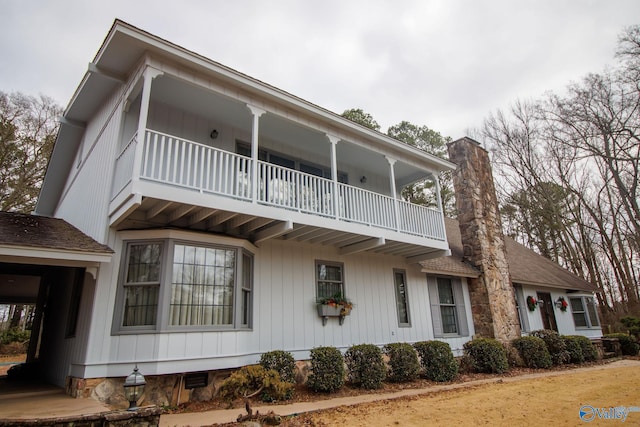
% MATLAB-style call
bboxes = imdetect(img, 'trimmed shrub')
[306,346,345,393]
[530,329,570,365]
[463,338,509,374]
[414,341,459,382]
[605,333,640,356]
[562,336,585,364]
[384,343,419,383]
[568,335,598,361]
[620,316,640,340]
[345,344,386,389]
[503,342,525,368]
[259,350,296,383]
[218,365,293,402]
[511,336,552,369]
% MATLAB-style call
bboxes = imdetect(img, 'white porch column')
[133,67,163,182]
[247,105,266,203]
[434,172,447,240]
[386,156,401,231]
[326,135,340,219]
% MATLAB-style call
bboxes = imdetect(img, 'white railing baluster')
[135,129,446,240]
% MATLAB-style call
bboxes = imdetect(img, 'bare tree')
[0,91,61,213]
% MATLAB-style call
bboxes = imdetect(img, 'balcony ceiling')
[150,75,434,187]
[115,197,447,262]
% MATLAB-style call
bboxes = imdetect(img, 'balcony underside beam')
[339,237,386,255]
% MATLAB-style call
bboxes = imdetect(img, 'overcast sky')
[1,0,638,139]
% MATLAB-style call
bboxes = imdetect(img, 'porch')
[109,129,449,261]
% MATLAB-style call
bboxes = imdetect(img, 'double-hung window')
[116,237,253,333]
[570,296,600,329]
[428,276,469,337]
[316,261,344,299]
[122,242,163,328]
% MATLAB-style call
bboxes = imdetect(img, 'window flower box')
[317,295,353,326]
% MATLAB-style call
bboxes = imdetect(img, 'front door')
[537,292,558,332]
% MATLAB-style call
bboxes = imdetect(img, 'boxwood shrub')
[562,336,585,364]
[414,340,459,381]
[259,350,296,383]
[463,338,509,374]
[511,336,552,369]
[567,335,598,361]
[345,344,386,389]
[530,329,570,365]
[306,346,345,393]
[605,333,640,356]
[384,343,420,383]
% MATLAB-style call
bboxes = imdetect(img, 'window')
[122,243,163,327]
[316,261,344,299]
[236,142,348,183]
[393,269,411,326]
[427,276,469,337]
[570,296,601,329]
[116,238,253,332]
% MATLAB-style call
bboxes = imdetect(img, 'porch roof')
[421,218,596,293]
[0,211,113,265]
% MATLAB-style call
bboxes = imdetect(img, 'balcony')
[110,129,448,261]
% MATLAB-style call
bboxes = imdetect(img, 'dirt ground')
[282,360,640,426]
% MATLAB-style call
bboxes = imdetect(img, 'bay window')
[115,237,253,333]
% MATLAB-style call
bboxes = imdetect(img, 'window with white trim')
[316,261,344,299]
[570,296,600,328]
[116,239,253,332]
[428,276,469,337]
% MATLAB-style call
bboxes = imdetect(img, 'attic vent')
[184,372,208,389]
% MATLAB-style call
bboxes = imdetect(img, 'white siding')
[519,284,602,338]
[78,231,474,378]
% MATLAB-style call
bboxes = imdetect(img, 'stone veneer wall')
[66,361,313,407]
[448,137,520,342]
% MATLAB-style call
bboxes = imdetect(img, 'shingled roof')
[0,211,113,254]
[421,218,596,292]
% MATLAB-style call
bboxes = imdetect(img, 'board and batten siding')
[55,64,145,243]
[77,231,474,378]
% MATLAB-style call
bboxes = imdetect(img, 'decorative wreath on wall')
[557,296,568,312]
[526,295,538,311]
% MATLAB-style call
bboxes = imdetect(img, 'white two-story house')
[0,19,598,404]
[32,19,466,391]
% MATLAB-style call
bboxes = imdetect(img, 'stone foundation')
[65,362,315,408]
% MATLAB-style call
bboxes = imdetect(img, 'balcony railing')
[112,129,446,241]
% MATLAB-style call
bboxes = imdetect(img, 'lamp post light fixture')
[123,366,146,411]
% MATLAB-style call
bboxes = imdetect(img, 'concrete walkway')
[0,384,111,420]
[160,359,640,427]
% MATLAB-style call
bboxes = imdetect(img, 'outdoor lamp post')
[123,366,146,411]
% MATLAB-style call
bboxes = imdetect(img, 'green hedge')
[463,338,508,374]
[384,343,419,383]
[605,333,640,356]
[511,336,552,369]
[259,350,296,383]
[414,341,459,381]
[562,336,585,364]
[345,344,386,389]
[306,346,345,393]
[568,335,598,361]
[530,330,570,365]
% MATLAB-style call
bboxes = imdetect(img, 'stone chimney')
[447,137,520,342]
